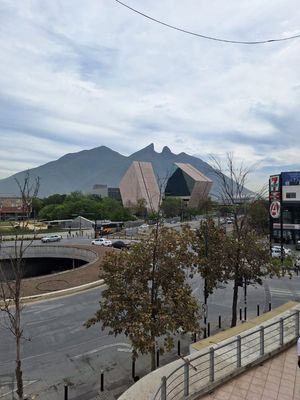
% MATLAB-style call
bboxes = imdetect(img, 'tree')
[85,225,201,371]
[191,218,227,333]
[248,199,269,235]
[0,172,40,400]
[211,154,275,327]
[161,197,182,218]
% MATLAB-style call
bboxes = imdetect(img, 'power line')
[114,0,300,45]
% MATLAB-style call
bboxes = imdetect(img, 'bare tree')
[210,154,275,327]
[0,172,40,399]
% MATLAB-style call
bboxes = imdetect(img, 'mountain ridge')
[0,144,224,197]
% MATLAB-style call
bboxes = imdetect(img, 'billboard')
[282,171,300,186]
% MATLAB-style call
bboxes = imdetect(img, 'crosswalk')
[269,287,300,299]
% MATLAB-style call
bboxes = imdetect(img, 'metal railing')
[153,309,300,400]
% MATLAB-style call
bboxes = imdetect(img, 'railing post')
[237,335,241,368]
[280,318,284,346]
[295,310,300,337]
[161,376,167,400]
[209,347,215,383]
[260,326,264,356]
[184,363,189,397]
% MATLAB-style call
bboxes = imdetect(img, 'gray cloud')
[0,0,300,191]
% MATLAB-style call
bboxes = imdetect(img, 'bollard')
[218,315,221,329]
[207,322,210,337]
[156,350,160,367]
[257,304,260,316]
[193,332,197,342]
[100,370,104,392]
[177,340,181,356]
[269,302,272,311]
[239,308,242,321]
[64,385,68,400]
[132,359,135,380]
[244,307,247,321]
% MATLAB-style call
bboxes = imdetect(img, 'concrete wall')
[0,245,97,263]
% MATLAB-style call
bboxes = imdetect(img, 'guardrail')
[153,310,300,400]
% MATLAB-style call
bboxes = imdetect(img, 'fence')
[153,309,299,400]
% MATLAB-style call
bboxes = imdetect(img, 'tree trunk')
[16,344,23,399]
[231,280,239,328]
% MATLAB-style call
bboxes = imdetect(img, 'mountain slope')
[0,144,232,197]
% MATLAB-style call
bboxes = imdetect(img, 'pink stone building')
[119,161,160,212]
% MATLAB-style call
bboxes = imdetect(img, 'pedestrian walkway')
[200,345,300,400]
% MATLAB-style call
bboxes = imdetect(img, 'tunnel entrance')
[0,257,87,280]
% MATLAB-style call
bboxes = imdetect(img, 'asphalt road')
[1,271,300,400]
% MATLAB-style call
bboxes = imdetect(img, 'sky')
[0,0,300,191]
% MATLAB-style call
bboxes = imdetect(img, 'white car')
[91,238,112,246]
[41,234,62,243]
[271,245,292,258]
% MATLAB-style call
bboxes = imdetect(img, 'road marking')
[269,288,300,298]
[0,380,37,398]
[72,343,132,359]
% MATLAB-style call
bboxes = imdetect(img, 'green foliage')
[37,192,133,221]
[85,226,201,370]
[161,197,182,218]
[191,219,227,297]
[248,199,269,235]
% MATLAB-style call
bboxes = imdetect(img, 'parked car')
[294,256,300,269]
[112,240,130,249]
[41,234,62,243]
[91,238,112,246]
[271,245,292,258]
[296,240,300,251]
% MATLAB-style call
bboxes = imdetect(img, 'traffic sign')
[270,201,281,218]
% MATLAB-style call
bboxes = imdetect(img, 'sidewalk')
[200,345,300,400]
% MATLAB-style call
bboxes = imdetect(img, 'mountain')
[0,144,234,197]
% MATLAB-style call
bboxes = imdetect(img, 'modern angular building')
[164,163,213,208]
[119,161,160,212]
[269,171,300,243]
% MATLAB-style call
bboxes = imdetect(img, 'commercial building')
[269,171,300,243]
[0,197,28,220]
[119,161,160,212]
[164,163,213,208]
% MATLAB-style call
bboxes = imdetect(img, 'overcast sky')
[0,0,300,191]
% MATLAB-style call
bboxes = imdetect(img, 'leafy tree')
[134,198,147,218]
[85,225,201,371]
[211,154,275,327]
[248,199,269,235]
[43,193,66,206]
[0,172,40,400]
[161,197,182,218]
[191,219,227,320]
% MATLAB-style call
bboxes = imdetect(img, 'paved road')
[2,272,300,399]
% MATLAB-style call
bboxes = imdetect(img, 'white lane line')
[0,380,37,398]
[72,342,132,359]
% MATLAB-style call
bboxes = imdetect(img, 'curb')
[21,279,105,303]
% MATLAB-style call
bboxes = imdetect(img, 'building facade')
[165,163,213,208]
[119,161,160,212]
[269,171,300,243]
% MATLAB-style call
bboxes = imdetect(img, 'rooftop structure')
[165,163,213,208]
[119,161,160,212]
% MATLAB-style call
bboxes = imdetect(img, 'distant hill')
[0,143,240,198]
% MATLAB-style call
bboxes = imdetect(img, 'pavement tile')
[246,391,262,400]
[261,389,278,399]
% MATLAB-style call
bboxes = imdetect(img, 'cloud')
[0,0,299,192]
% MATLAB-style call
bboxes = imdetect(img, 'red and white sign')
[270,175,280,192]
[269,201,281,218]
